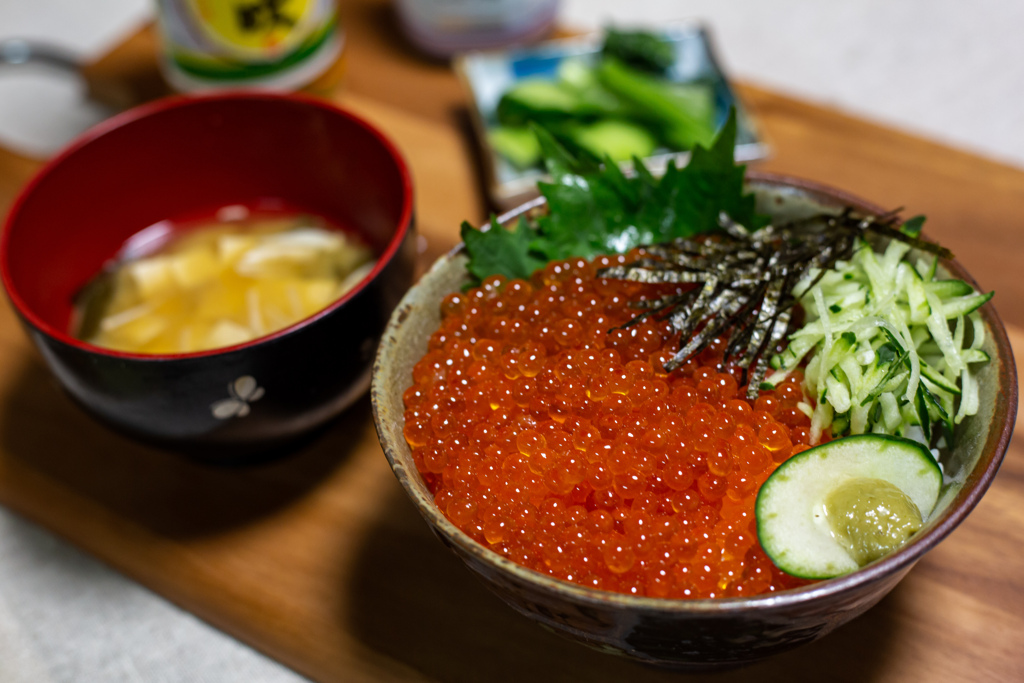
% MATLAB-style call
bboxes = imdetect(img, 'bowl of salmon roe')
[371,176,1017,668]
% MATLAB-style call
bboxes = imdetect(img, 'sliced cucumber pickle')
[756,435,942,579]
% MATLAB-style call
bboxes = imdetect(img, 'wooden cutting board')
[1,2,1022,681]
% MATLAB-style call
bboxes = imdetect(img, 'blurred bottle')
[155,0,346,94]
[394,0,560,58]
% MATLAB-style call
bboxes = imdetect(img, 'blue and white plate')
[455,24,768,209]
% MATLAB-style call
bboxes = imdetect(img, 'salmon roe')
[403,254,820,598]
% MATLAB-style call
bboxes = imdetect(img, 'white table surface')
[0,1,1021,681]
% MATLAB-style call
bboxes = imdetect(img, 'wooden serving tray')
[1,2,1022,680]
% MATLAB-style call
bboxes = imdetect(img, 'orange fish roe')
[403,253,821,599]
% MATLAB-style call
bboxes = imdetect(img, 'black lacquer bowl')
[371,174,1015,668]
[1,93,415,460]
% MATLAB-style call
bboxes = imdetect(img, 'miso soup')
[73,209,376,354]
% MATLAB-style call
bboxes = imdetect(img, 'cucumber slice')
[489,126,542,168]
[924,278,973,298]
[942,291,994,318]
[961,348,990,364]
[756,435,942,579]
[568,119,658,162]
[919,358,960,395]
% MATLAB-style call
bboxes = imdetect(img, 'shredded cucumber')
[771,238,992,449]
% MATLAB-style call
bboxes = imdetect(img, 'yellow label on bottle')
[187,0,318,59]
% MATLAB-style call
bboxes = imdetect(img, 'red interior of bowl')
[0,92,413,356]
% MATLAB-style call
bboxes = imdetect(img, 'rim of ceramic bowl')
[0,90,414,361]
[375,170,1017,615]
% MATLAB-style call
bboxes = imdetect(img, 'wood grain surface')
[0,1,1022,681]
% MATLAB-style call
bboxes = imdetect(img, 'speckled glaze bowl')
[371,174,1016,668]
[2,93,415,460]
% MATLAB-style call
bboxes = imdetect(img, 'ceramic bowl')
[1,92,415,460]
[371,173,1015,668]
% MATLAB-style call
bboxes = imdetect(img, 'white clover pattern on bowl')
[211,376,265,420]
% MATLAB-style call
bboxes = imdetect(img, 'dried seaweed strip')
[718,211,753,239]
[667,292,752,370]
[738,277,786,367]
[868,223,953,259]
[748,355,773,394]
[602,257,710,283]
[821,208,952,259]
[746,309,794,393]
[607,266,699,284]
[722,290,768,361]
[628,292,686,311]
[666,277,720,339]
[669,238,734,256]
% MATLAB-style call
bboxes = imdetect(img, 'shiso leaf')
[461,109,768,286]
[643,110,769,239]
[460,217,546,284]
